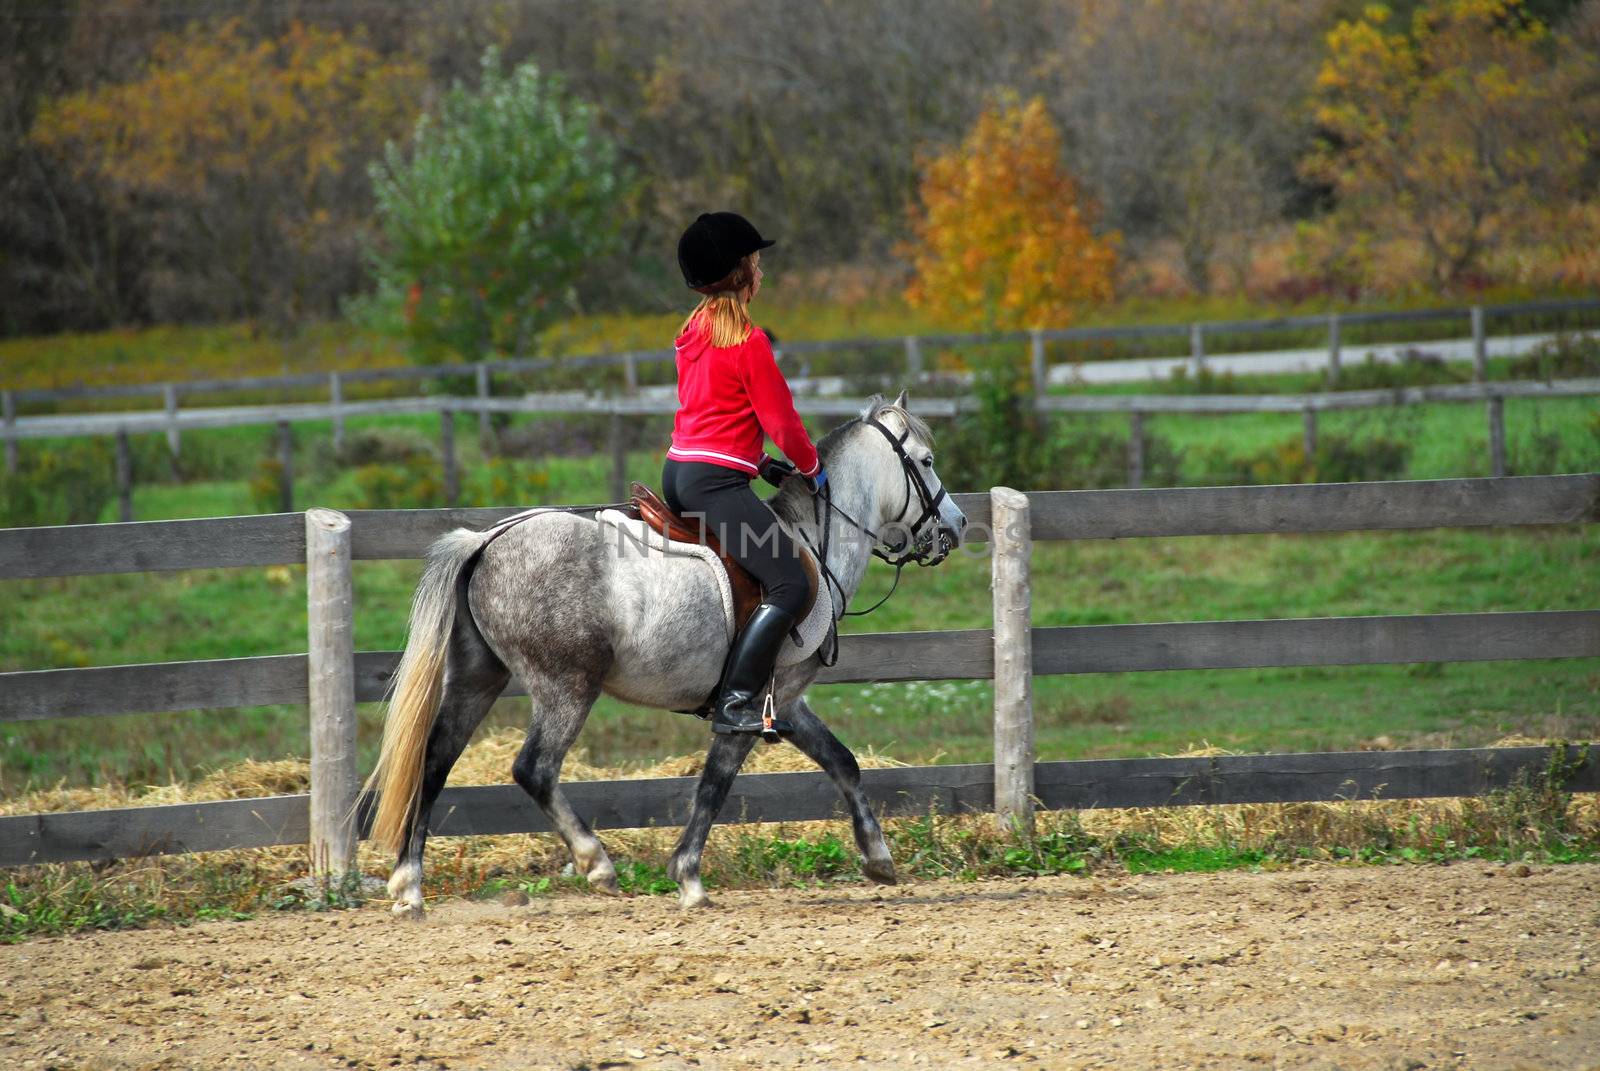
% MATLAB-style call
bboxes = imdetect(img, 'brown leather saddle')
[624,481,819,630]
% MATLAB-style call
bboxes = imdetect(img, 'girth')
[627,481,819,630]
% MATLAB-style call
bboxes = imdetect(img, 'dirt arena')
[2,863,1596,1070]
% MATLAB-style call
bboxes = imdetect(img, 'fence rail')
[1,474,1597,869]
[6,375,1598,521]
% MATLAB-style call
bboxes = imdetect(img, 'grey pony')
[364,391,968,915]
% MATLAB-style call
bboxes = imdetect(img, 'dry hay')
[3,732,1592,904]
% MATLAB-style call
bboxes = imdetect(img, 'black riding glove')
[758,455,797,488]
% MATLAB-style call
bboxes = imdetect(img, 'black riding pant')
[661,457,809,619]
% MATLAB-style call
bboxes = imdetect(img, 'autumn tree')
[1303,0,1591,290]
[905,96,1117,331]
[28,17,424,329]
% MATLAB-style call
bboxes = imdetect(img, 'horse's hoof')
[677,877,712,909]
[587,867,620,895]
[863,856,898,886]
[391,899,426,920]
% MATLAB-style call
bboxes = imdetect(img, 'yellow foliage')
[30,18,423,203]
[904,94,1117,331]
[1303,0,1589,291]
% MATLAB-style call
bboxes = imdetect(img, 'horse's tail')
[363,528,490,856]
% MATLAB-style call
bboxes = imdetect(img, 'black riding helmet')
[678,211,775,290]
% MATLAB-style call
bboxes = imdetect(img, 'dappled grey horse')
[366,392,968,915]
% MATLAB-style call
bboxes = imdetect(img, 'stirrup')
[758,690,783,744]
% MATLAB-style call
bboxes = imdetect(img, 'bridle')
[802,415,956,632]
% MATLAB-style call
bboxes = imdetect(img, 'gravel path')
[3,863,1596,1070]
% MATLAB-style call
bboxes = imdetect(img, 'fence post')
[1327,313,1342,384]
[1302,407,1318,461]
[475,364,493,455]
[277,420,294,513]
[2,390,15,475]
[1030,329,1047,395]
[1190,322,1206,375]
[622,352,639,396]
[115,428,133,523]
[991,486,1034,835]
[1488,395,1506,477]
[440,408,458,507]
[306,507,358,885]
[329,373,344,454]
[1471,306,1487,383]
[1127,411,1145,489]
[903,335,923,378]
[163,384,181,462]
[609,406,627,503]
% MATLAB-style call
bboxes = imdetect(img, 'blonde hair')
[679,254,757,347]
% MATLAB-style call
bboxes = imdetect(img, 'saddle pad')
[598,509,736,644]
[597,509,836,667]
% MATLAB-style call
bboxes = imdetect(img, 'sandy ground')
[2,863,1597,1071]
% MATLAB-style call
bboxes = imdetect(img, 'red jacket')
[667,317,820,477]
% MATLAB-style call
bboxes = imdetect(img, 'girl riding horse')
[665,211,825,736]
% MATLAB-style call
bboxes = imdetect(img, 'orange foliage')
[904,95,1117,331]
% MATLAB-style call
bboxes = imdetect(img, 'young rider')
[664,211,826,735]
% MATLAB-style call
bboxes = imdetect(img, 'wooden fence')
[2,473,1597,870]
[5,295,1598,479]
[8,378,1599,523]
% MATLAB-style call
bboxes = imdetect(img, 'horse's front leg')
[667,730,758,909]
[783,696,896,885]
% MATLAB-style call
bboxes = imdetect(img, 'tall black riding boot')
[711,603,797,736]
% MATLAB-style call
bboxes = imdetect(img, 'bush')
[1326,349,1469,391]
[0,443,116,526]
[351,457,444,509]
[1195,431,1411,486]
[1162,364,1246,395]
[496,413,666,460]
[1508,333,1600,381]
[942,358,1180,490]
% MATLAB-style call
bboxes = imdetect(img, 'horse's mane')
[768,394,931,524]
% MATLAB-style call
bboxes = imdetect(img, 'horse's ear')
[893,388,910,411]
[859,393,885,420]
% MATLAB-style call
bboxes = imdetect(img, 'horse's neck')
[813,467,882,614]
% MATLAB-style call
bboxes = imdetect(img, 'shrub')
[1326,350,1469,391]
[351,457,444,509]
[0,442,116,526]
[1195,432,1411,486]
[1162,364,1245,395]
[942,357,1180,491]
[248,457,287,514]
[331,427,437,468]
[1508,332,1600,381]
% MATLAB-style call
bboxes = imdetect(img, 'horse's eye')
[922,456,935,468]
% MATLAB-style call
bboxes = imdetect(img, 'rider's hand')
[804,467,829,496]
[758,455,797,488]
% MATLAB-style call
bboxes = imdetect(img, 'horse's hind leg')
[389,621,511,917]
[510,673,618,893]
[783,696,897,885]
[666,731,759,909]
